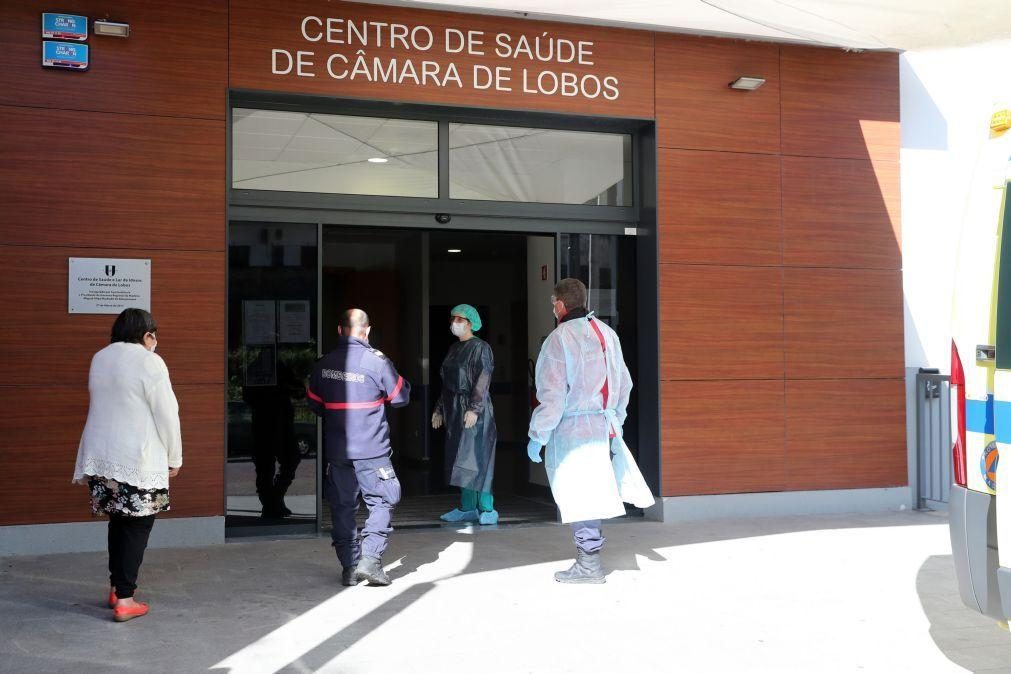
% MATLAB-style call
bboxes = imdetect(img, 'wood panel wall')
[0,0,905,526]
[656,35,903,496]
[0,1,227,526]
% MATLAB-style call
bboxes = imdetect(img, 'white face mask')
[147,344,157,353]
[450,321,468,337]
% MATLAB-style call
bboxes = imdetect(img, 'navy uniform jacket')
[307,336,411,462]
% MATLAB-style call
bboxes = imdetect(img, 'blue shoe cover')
[478,510,499,525]
[440,508,479,522]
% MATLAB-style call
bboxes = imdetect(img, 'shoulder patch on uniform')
[369,347,388,360]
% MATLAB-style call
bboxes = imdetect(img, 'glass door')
[320,226,428,529]
[559,233,639,454]
[226,222,319,535]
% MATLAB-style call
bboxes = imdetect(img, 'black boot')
[355,556,391,586]
[554,549,606,584]
[341,565,359,587]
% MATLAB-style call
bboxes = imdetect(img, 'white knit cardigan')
[73,342,183,490]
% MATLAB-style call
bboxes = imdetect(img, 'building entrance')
[225,222,638,535]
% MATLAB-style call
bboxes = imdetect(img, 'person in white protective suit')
[527,278,654,584]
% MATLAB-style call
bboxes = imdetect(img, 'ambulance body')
[949,108,1011,623]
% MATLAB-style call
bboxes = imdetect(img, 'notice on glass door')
[279,300,311,343]
[243,300,276,344]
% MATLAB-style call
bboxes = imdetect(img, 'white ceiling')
[354,0,1011,51]
[233,109,627,203]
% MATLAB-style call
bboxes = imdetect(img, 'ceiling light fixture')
[367,157,388,163]
[447,249,462,253]
[729,76,766,91]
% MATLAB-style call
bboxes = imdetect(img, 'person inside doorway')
[526,279,654,583]
[307,308,411,586]
[432,304,499,525]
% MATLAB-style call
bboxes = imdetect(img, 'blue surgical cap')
[451,304,482,332]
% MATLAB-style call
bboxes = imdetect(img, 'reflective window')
[227,222,318,530]
[449,124,631,205]
[232,109,438,198]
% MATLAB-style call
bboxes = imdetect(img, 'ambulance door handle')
[976,344,996,361]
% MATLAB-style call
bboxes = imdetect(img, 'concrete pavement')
[0,511,1006,673]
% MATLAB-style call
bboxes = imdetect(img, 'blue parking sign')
[42,41,89,71]
[42,13,88,41]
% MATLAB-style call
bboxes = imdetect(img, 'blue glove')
[527,439,543,463]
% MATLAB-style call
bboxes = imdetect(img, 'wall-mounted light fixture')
[367,157,388,164]
[729,76,766,91]
[93,20,130,37]
[447,249,462,254]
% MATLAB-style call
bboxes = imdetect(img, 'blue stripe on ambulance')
[966,395,995,435]
[996,400,1011,443]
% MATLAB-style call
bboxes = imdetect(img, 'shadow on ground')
[0,511,954,673]
[917,554,1011,673]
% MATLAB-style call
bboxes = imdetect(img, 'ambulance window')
[995,186,1011,368]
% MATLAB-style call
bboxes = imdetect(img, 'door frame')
[225,93,661,536]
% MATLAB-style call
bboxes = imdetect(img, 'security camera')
[434,213,452,224]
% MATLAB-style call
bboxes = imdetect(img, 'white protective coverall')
[529,313,654,523]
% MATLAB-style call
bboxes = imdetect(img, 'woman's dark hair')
[110,308,157,344]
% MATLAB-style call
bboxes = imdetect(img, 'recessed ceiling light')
[729,76,766,91]
[367,157,388,163]
[447,249,462,253]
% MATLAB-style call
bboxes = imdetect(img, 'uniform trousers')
[325,454,402,567]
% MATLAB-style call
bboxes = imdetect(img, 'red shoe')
[108,589,117,608]
[113,602,149,622]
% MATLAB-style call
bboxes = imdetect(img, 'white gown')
[529,314,654,523]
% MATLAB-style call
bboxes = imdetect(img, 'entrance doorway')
[320,226,558,527]
[225,222,638,534]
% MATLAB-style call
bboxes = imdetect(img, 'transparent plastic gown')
[529,316,654,523]
[436,338,497,493]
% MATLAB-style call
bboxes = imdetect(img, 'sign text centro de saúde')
[270,16,622,101]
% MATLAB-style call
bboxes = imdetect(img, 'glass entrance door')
[319,225,559,527]
[226,222,319,534]
[559,233,640,454]
[223,224,639,535]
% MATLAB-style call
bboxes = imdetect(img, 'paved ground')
[1,511,1008,673]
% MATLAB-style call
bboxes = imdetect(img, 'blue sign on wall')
[42,41,89,71]
[42,13,88,41]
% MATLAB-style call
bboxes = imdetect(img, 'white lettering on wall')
[270,17,623,101]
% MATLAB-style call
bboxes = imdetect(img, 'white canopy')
[357,0,1011,51]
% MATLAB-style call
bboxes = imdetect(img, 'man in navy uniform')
[307,308,411,586]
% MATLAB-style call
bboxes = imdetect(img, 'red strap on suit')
[588,318,616,439]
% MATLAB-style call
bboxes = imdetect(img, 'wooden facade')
[0,1,901,525]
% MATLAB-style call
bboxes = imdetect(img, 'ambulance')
[949,106,1011,624]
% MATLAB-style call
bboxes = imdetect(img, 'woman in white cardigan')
[73,308,182,622]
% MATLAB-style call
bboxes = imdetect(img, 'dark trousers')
[108,513,156,599]
[325,455,402,568]
[572,520,605,554]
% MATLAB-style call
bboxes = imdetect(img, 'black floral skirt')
[89,477,170,517]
